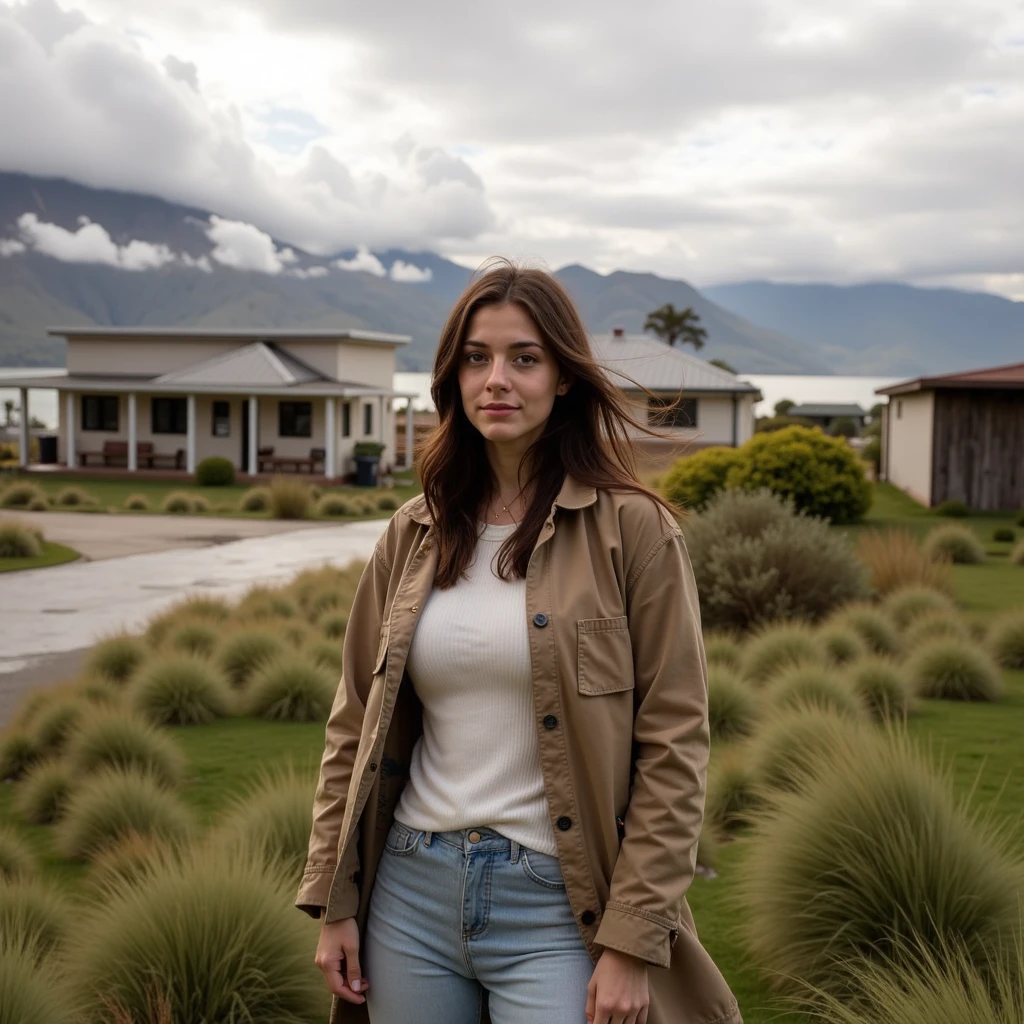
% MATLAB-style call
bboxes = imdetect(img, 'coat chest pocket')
[577,616,634,695]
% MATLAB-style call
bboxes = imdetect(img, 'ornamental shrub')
[315,493,356,517]
[1013,541,1024,566]
[908,640,1005,702]
[703,631,744,673]
[247,658,335,722]
[124,493,149,511]
[84,633,148,686]
[218,629,287,687]
[54,485,93,506]
[0,729,40,780]
[707,669,759,740]
[857,528,954,597]
[195,455,235,486]
[937,499,969,517]
[15,759,76,824]
[988,610,1024,670]
[741,623,825,684]
[767,664,868,720]
[0,938,75,1024]
[0,876,71,958]
[685,489,870,631]
[0,481,46,508]
[725,426,872,524]
[827,604,902,657]
[904,611,971,648]
[661,446,742,511]
[0,519,41,558]
[376,491,401,510]
[161,491,194,514]
[882,585,957,629]
[129,656,232,726]
[165,620,220,658]
[817,625,865,666]
[924,524,985,565]
[241,486,270,512]
[845,657,916,721]
[0,826,37,881]
[268,477,311,519]
[994,527,1016,544]
[705,752,761,834]
[739,733,1022,1000]
[66,711,186,788]
[32,696,87,753]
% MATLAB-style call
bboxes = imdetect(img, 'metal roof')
[46,326,411,346]
[877,361,1024,396]
[154,342,324,387]
[788,403,867,418]
[589,333,761,396]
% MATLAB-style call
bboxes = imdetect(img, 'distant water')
[3,368,906,431]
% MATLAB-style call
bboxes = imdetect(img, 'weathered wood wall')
[932,389,1024,510]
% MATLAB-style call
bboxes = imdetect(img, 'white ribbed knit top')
[394,521,557,856]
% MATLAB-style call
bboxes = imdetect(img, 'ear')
[556,375,572,396]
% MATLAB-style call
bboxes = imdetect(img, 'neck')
[485,438,533,500]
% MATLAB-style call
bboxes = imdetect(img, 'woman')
[296,260,740,1024]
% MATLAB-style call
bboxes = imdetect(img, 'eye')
[515,353,539,365]
[464,351,486,364]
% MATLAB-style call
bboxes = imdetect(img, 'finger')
[343,941,366,996]
[585,981,597,1024]
[319,957,364,1004]
[638,1005,650,1024]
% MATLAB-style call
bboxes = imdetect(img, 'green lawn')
[0,470,421,519]
[0,540,81,573]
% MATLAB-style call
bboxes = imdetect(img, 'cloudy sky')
[1,0,1022,297]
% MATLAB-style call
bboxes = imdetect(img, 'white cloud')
[204,214,293,274]
[389,259,432,283]
[181,251,212,272]
[0,238,27,256]
[334,245,386,276]
[289,264,329,278]
[15,212,176,270]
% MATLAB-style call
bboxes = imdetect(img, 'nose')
[485,357,510,393]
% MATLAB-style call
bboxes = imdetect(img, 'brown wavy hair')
[419,257,686,588]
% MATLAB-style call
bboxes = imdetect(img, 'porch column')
[127,393,138,471]
[325,397,336,480]
[186,393,196,474]
[65,392,76,469]
[379,395,385,446]
[404,398,415,470]
[248,396,258,475]
[18,388,28,468]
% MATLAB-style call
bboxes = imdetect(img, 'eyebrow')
[463,339,543,350]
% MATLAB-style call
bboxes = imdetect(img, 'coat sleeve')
[593,528,710,968]
[294,531,393,920]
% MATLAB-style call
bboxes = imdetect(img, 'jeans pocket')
[521,848,567,889]
[383,821,422,857]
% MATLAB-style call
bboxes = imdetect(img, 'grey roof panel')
[589,333,760,394]
[153,342,326,387]
[47,326,411,345]
[789,403,867,417]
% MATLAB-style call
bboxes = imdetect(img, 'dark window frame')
[151,397,188,435]
[363,401,373,437]
[279,400,313,438]
[212,400,231,437]
[648,395,698,428]
[341,401,351,438]
[81,395,120,432]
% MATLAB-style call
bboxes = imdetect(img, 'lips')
[481,404,518,411]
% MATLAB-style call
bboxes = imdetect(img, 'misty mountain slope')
[705,280,1024,375]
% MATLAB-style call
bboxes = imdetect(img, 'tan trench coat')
[296,474,741,1024]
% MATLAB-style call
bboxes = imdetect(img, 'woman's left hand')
[586,948,649,1024]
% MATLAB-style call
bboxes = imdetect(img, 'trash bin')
[354,455,380,487]
[38,434,58,464]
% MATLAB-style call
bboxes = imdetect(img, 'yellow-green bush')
[661,446,742,511]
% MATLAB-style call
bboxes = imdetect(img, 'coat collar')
[402,473,597,526]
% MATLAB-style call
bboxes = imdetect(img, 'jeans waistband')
[395,823,524,860]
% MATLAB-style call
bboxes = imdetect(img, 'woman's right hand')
[315,917,369,1005]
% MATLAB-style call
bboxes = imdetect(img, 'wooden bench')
[257,446,325,473]
[78,441,183,469]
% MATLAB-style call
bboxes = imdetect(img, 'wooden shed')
[876,361,1024,511]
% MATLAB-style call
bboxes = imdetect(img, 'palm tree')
[643,304,707,350]
[3,400,13,429]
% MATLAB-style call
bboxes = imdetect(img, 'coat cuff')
[594,902,678,969]
[294,863,335,918]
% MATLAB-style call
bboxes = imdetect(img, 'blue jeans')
[364,822,595,1023]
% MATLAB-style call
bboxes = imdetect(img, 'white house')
[4,326,418,479]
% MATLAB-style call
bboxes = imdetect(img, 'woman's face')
[458,302,567,452]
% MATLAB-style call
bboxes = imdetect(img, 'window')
[212,400,230,437]
[152,397,187,434]
[363,401,373,436]
[648,395,697,428]
[896,400,903,420]
[279,401,312,437]
[81,395,119,432]
[342,401,351,438]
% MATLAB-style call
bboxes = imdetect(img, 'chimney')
[612,326,625,338]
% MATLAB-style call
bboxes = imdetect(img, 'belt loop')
[510,840,520,864]
[423,830,432,847]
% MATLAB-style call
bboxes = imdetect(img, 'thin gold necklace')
[494,485,526,523]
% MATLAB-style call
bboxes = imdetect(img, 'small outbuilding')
[787,403,867,432]
[876,361,1024,510]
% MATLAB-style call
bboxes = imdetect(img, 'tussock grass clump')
[924,524,985,565]
[240,486,270,512]
[129,656,232,726]
[0,937,75,1024]
[908,640,1005,702]
[741,624,824,685]
[268,476,312,519]
[904,611,971,648]
[55,485,93,506]
[707,669,759,741]
[65,849,329,1024]
[0,876,72,957]
[828,604,902,657]
[845,657,915,721]
[161,490,195,514]
[988,610,1024,670]
[236,586,297,621]
[0,481,47,508]
[319,611,348,640]
[66,711,186,788]
[0,518,42,557]
[817,625,864,666]
[705,752,761,834]
[123,493,149,511]
[749,705,871,794]
[15,759,76,824]
[0,826,37,881]
[857,528,954,596]
[0,729,41,780]
[218,629,287,688]
[703,631,744,673]
[1011,540,1024,566]
[84,633,148,686]
[315,493,355,517]
[993,526,1016,544]
[767,665,868,720]
[164,620,219,658]
[937,499,969,517]
[882,585,957,629]
[308,640,344,675]
[289,565,352,609]
[376,491,401,510]
[87,832,176,894]
[57,769,192,861]
[210,768,318,878]
[305,587,345,622]
[75,677,122,708]
[248,658,335,722]
[739,733,1022,1000]
[189,494,211,513]
[32,696,87,753]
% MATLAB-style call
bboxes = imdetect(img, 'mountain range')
[1,171,1021,376]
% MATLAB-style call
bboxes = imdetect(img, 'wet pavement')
[0,519,388,725]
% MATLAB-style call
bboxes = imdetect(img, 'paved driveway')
[0,518,388,725]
